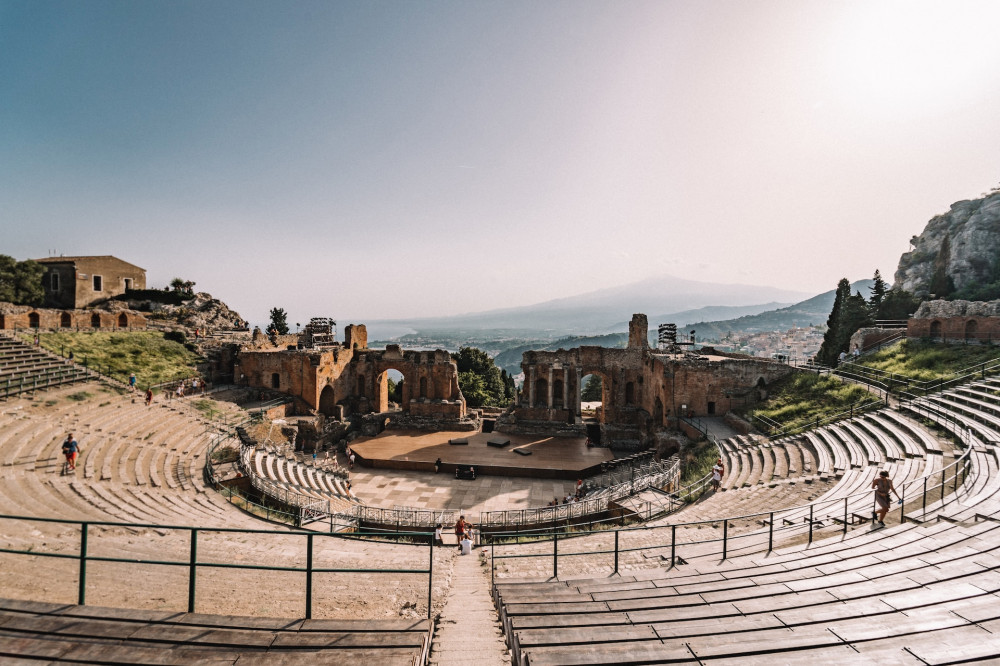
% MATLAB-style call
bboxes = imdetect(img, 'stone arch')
[60,312,72,328]
[117,313,129,328]
[28,312,40,328]
[91,313,102,328]
[319,385,337,416]
[375,366,409,413]
[534,377,548,408]
[930,320,943,339]
[966,319,979,341]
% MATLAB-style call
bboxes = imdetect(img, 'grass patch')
[192,398,223,420]
[748,372,873,434]
[211,445,240,464]
[852,339,1000,385]
[34,331,202,388]
[680,439,719,487]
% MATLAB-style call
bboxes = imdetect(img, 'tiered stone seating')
[0,335,91,398]
[0,597,431,665]
[250,446,356,512]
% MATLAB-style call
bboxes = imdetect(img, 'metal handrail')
[0,513,435,620]
[488,443,974,577]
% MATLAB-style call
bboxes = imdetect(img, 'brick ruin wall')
[234,325,467,422]
[0,307,147,330]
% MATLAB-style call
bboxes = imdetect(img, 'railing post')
[553,531,558,578]
[78,522,88,605]
[305,533,314,619]
[922,477,927,515]
[188,529,198,613]
[768,512,774,552]
[614,529,619,574]
[808,505,814,544]
[722,519,728,560]
[427,529,434,620]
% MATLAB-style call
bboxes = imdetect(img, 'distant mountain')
[368,274,812,335]
[679,279,876,340]
[609,302,791,332]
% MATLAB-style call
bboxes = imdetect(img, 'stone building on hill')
[35,255,146,309]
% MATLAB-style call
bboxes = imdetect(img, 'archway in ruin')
[375,368,407,413]
[318,385,337,416]
[580,370,611,424]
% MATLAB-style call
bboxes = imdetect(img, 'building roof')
[33,255,146,272]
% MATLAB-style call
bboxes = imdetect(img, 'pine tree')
[817,279,850,365]
[869,269,888,313]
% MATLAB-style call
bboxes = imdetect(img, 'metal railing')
[0,513,435,619]
[488,446,973,578]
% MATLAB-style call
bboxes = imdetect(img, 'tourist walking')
[62,433,80,471]
[872,470,901,527]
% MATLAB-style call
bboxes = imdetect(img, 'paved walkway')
[429,549,509,665]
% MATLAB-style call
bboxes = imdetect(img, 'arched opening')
[117,313,129,328]
[552,379,564,409]
[28,312,40,328]
[625,381,635,405]
[534,377,548,408]
[271,373,280,389]
[580,371,610,424]
[966,319,979,341]
[90,313,102,328]
[60,312,72,328]
[375,368,407,413]
[319,385,337,416]
[930,320,943,339]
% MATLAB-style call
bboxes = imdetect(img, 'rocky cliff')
[895,191,1000,296]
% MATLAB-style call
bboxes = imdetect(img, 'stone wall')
[0,305,147,331]
[907,299,1000,342]
[234,326,467,424]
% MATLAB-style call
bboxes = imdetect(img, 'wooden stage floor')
[351,430,614,480]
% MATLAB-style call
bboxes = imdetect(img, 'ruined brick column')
[575,366,582,416]
[547,367,554,408]
[563,367,569,410]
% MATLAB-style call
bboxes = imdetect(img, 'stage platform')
[350,430,613,480]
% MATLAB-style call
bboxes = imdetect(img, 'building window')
[93,275,103,292]
[50,273,59,292]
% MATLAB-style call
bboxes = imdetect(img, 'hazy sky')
[3,0,1000,326]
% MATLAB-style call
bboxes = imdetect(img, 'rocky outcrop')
[895,191,1000,296]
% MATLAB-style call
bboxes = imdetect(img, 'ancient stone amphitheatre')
[3,325,1000,664]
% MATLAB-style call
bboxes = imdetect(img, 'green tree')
[452,347,508,407]
[581,375,603,401]
[0,256,44,306]
[817,278,851,366]
[869,269,888,312]
[267,307,289,335]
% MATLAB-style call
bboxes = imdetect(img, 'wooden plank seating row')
[0,597,431,665]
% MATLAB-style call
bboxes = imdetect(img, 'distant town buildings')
[704,326,826,363]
